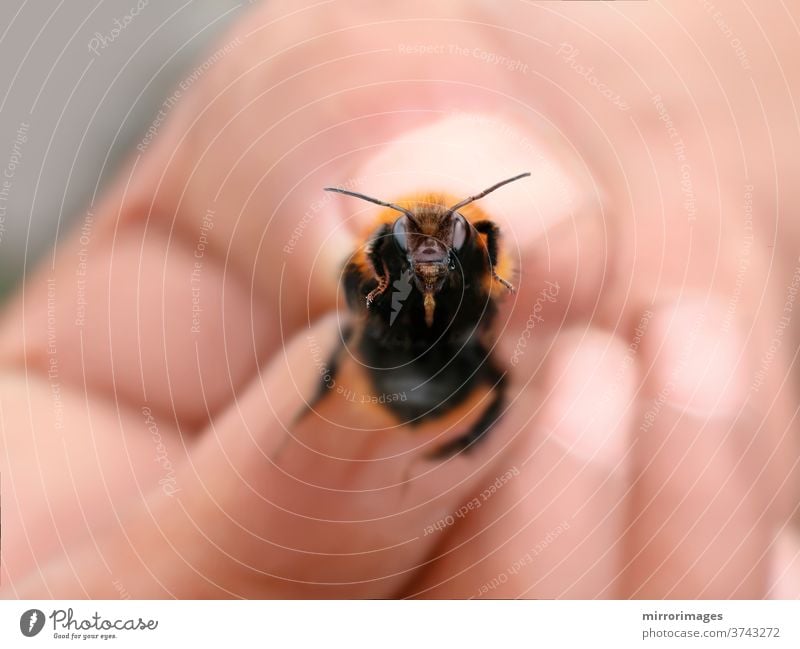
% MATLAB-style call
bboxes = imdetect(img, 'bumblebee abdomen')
[357,335,502,425]
[299,333,506,457]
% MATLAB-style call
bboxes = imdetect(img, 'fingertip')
[207,311,346,458]
[334,112,590,248]
[537,327,636,472]
[768,528,800,599]
[639,297,747,418]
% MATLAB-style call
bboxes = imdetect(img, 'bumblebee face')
[391,205,470,301]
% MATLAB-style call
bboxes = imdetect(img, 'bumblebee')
[306,173,529,457]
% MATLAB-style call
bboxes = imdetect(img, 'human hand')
[2,0,797,599]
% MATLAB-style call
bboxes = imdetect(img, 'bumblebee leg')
[427,376,506,459]
[493,273,515,293]
[473,220,515,293]
[365,260,390,307]
[364,224,393,307]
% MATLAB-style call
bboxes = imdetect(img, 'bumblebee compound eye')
[452,212,469,250]
[392,216,409,251]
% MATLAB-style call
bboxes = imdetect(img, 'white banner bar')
[1,600,798,648]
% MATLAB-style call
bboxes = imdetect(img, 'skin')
[1,0,798,598]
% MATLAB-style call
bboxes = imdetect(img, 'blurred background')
[0,0,248,300]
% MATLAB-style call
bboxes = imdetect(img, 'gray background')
[0,0,250,300]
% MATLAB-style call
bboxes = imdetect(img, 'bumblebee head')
[388,201,469,323]
[326,172,529,327]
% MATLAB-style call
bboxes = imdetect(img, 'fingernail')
[768,527,800,598]
[342,112,591,250]
[642,298,747,418]
[538,328,635,471]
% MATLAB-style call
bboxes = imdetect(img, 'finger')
[404,323,637,598]
[0,206,276,430]
[190,313,538,598]
[9,311,527,598]
[621,299,773,597]
[767,528,800,599]
[337,112,605,332]
[0,370,187,590]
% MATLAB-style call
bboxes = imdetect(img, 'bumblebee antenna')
[447,172,531,213]
[324,186,417,221]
